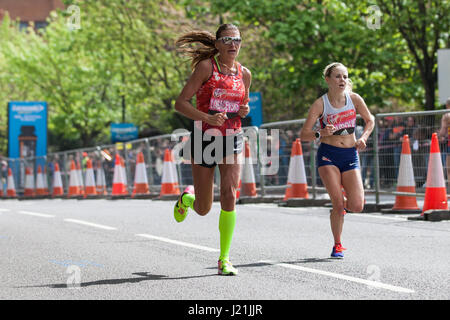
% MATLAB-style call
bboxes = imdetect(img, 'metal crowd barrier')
[1,110,449,205]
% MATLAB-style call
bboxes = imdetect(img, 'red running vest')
[195,57,246,136]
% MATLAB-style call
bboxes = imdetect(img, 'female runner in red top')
[174,24,251,275]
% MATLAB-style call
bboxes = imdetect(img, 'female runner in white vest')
[300,62,374,258]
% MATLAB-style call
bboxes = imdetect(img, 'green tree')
[374,0,449,110]
[0,0,196,153]
[183,0,440,120]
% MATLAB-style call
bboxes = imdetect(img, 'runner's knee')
[347,197,364,213]
[220,186,237,208]
[195,202,212,216]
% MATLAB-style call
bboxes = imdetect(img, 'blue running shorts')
[317,143,360,173]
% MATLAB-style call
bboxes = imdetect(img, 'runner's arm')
[175,60,227,126]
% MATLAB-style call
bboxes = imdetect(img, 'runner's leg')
[318,165,345,244]
[191,163,215,216]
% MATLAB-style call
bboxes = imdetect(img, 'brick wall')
[0,0,64,22]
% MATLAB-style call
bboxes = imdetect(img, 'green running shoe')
[173,185,194,223]
[218,259,238,276]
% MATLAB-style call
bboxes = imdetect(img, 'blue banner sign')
[248,92,263,127]
[111,123,138,143]
[8,101,47,159]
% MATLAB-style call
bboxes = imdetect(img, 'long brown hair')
[176,24,239,69]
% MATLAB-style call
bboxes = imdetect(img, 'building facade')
[0,0,64,29]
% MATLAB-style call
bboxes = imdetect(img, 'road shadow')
[206,257,335,270]
[16,272,217,289]
[17,258,338,289]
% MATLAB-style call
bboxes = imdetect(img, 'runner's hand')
[322,124,336,136]
[207,112,228,126]
[355,138,367,151]
[238,104,250,118]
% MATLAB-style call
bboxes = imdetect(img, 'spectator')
[391,116,405,180]
[438,97,450,191]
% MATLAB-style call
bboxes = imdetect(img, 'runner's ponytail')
[176,24,239,70]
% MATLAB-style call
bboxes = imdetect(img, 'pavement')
[1,198,449,301]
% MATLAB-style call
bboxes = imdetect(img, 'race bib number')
[326,109,356,131]
[209,88,242,113]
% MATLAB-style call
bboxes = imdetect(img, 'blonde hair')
[176,24,239,70]
[323,62,352,92]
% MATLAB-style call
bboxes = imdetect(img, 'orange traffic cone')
[84,159,97,197]
[35,165,47,196]
[68,160,81,198]
[240,142,257,197]
[392,135,420,212]
[6,168,17,198]
[52,162,64,197]
[132,152,150,197]
[284,139,309,200]
[236,180,241,199]
[422,133,448,214]
[111,154,128,196]
[95,160,107,195]
[160,148,180,197]
[23,167,35,197]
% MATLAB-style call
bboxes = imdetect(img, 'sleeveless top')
[319,92,356,135]
[195,57,246,136]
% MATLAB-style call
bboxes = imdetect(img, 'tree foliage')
[183,0,447,119]
[0,0,447,154]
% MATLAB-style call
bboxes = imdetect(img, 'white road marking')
[136,233,219,253]
[353,214,409,221]
[248,204,411,221]
[260,260,415,294]
[64,219,117,230]
[17,210,55,218]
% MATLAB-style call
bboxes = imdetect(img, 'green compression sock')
[219,209,237,261]
[181,193,195,210]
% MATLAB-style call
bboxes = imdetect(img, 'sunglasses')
[217,36,242,45]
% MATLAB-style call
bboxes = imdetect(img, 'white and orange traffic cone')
[240,141,257,197]
[422,133,448,215]
[95,160,108,195]
[68,160,81,198]
[120,156,128,193]
[84,159,97,198]
[111,154,128,197]
[35,165,47,197]
[6,168,17,198]
[284,138,309,200]
[23,167,35,197]
[391,135,420,212]
[52,162,64,197]
[160,148,180,197]
[132,151,151,198]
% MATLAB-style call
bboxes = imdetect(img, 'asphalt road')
[1,198,449,301]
